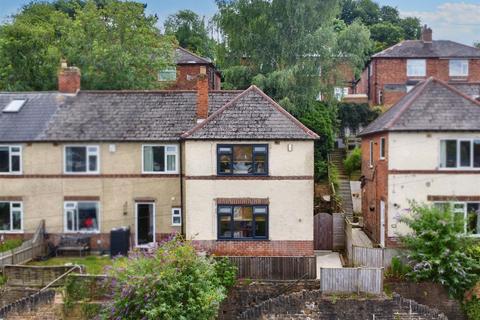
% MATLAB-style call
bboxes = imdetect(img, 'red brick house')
[357,26,480,107]
[358,77,480,247]
[159,47,221,90]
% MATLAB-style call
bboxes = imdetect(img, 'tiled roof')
[182,86,319,140]
[0,92,67,141]
[373,40,480,58]
[175,47,212,64]
[359,78,480,136]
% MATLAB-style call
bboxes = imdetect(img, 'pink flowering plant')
[102,235,236,320]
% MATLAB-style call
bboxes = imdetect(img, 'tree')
[400,203,480,299]
[370,22,404,51]
[164,10,215,59]
[399,17,421,40]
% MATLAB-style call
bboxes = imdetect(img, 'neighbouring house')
[358,77,480,247]
[158,47,221,90]
[357,25,480,107]
[0,63,317,257]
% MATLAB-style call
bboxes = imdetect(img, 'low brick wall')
[4,265,82,287]
[193,240,314,256]
[386,280,467,320]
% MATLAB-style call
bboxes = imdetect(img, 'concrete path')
[315,251,343,279]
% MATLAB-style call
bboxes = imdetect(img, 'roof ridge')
[176,47,212,64]
[372,41,406,57]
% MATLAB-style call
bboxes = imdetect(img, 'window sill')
[64,172,100,175]
[64,231,100,234]
[0,172,23,175]
[0,230,24,234]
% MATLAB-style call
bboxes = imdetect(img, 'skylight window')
[3,100,27,113]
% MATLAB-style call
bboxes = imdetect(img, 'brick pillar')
[196,66,209,120]
[58,61,81,94]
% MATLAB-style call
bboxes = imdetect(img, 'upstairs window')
[440,139,480,169]
[0,202,22,232]
[369,140,374,167]
[158,68,177,82]
[449,59,469,77]
[407,59,426,77]
[143,145,178,173]
[65,146,99,174]
[380,137,386,160]
[217,205,268,240]
[217,144,268,176]
[64,201,99,233]
[0,146,21,174]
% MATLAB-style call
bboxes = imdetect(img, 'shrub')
[0,239,22,253]
[399,203,480,298]
[464,297,480,320]
[385,256,411,279]
[343,147,361,177]
[102,236,237,320]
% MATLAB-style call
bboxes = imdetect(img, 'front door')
[136,202,155,246]
[380,200,385,247]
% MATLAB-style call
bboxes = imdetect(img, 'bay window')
[217,205,268,240]
[65,146,99,173]
[217,144,268,176]
[449,59,469,77]
[0,202,22,232]
[407,59,426,77]
[64,201,99,233]
[142,145,178,173]
[440,139,480,169]
[0,146,22,174]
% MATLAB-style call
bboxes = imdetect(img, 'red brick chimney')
[58,60,81,93]
[196,66,209,121]
[421,25,432,43]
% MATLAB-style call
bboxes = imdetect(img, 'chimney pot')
[421,25,432,43]
[58,61,81,94]
[196,66,209,120]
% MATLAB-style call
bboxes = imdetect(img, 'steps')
[329,149,354,219]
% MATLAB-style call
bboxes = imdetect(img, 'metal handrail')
[39,265,82,293]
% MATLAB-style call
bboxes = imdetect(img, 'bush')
[465,297,480,320]
[344,147,361,177]
[102,236,237,320]
[385,256,411,279]
[0,239,22,253]
[400,203,480,298]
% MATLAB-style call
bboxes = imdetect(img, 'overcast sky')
[1,0,479,45]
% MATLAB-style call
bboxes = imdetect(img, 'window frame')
[369,140,374,168]
[216,144,269,176]
[64,145,100,174]
[449,59,469,77]
[0,202,23,233]
[63,201,100,234]
[157,68,177,82]
[0,145,22,175]
[439,139,480,170]
[379,137,386,160]
[217,204,269,240]
[142,144,179,174]
[434,201,480,237]
[171,207,182,226]
[406,59,426,77]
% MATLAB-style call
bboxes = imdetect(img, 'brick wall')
[193,240,314,256]
[361,133,389,245]
[167,64,219,90]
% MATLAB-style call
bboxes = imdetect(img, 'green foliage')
[343,147,361,177]
[338,103,381,135]
[370,22,405,51]
[328,163,339,191]
[103,236,237,320]
[385,256,411,279]
[29,255,114,275]
[0,274,6,286]
[222,65,255,90]
[164,9,215,59]
[63,275,108,313]
[0,239,22,253]
[464,296,480,320]
[0,0,175,91]
[399,203,480,298]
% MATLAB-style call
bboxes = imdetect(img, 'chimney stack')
[58,60,81,94]
[421,25,432,43]
[196,66,209,121]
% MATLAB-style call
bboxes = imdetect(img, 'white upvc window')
[64,145,99,174]
[0,145,22,174]
[171,207,182,226]
[369,140,374,167]
[0,202,23,232]
[440,139,480,169]
[449,59,469,77]
[64,201,100,233]
[334,87,349,101]
[142,145,178,174]
[434,202,480,236]
[407,59,426,77]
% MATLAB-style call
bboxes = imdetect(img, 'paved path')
[315,251,342,279]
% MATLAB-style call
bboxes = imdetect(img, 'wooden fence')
[226,256,317,280]
[0,220,45,267]
[332,213,345,251]
[320,267,383,294]
[351,245,404,269]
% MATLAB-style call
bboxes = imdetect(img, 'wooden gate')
[314,212,333,250]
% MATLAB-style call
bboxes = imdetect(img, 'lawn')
[28,255,115,275]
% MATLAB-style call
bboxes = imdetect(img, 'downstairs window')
[64,202,99,233]
[0,202,22,232]
[217,205,268,240]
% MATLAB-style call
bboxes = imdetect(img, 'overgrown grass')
[29,255,115,275]
[0,239,23,253]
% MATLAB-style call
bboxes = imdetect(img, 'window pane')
[253,153,267,174]
[166,154,176,171]
[0,147,9,172]
[233,146,253,174]
[158,69,177,81]
[407,59,426,76]
[11,155,20,172]
[449,60,468,76]
[66,210,75,231]
[88,155,97,172]
[218,147,232,153]
[441,140,457,168]
[152,146,165,172]
[66,147,87,172]
[380,139,386,158]
[0,203,10,231]
[12,210,21,230]
[173,216,181,225]
[143,146,154,172]
[77,202,98,231]
[219,215,232,238]
[218,206,232,214]
[233,206,253,238]
[255,215,267,237]
[474,140,480,168]
[219,154,232,173]
[460,141,471,167]
[467,203,480,235]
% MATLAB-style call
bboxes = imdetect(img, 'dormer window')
[449,59,469,77]
[3,100,26,113]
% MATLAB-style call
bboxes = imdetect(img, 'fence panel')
[226,256,316,280]
[320,267,383,294]
[352,246,384,268]
[0,220,45,267]
[332,213,345,251]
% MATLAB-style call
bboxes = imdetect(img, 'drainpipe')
[179,141,185,237]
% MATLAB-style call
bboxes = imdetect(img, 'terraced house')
[0,63,317,256]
